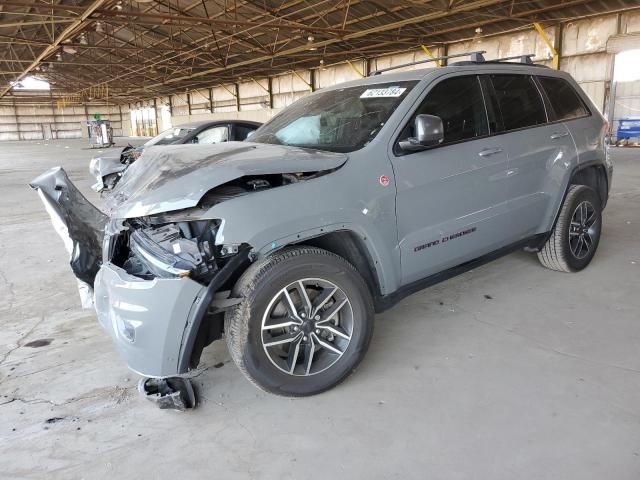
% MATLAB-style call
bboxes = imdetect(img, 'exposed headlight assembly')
[129,226,200,278]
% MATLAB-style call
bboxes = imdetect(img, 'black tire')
[538,184,602,272]
[224,246,374,397]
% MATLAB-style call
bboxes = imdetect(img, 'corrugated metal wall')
[2,10,640,141]
[0,100,128,142]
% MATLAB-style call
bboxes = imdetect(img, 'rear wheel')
[225,246,374,396]
[538,184,602,272]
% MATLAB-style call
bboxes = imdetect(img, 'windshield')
[144,127,195,146]
[249,81,418,152]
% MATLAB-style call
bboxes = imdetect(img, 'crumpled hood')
[104,141,348,218]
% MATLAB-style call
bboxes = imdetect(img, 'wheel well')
[186,233,381,370]
[570,165,608,208]
[296,231,381,299]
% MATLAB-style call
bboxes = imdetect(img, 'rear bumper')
[94,262,205,377]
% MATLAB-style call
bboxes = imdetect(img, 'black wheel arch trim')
[177,245,252,374]
[539,160,610,250]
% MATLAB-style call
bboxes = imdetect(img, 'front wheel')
[538,184,602,272]
[225,247,375,396]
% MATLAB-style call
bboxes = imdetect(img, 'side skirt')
[374,233,548,313]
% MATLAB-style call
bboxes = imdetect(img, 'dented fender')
[201,167,401,295]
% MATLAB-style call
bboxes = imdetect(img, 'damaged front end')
[95,211,251,378]
[30,142,346,382]
[29,166,251,380]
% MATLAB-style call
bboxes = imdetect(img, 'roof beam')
[0,0,107,99]
[0,0,427,39]
[138,0,506,90]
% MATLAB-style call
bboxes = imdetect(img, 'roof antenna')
[470,52,486,62]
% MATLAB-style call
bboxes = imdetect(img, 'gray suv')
[31,53,612,400]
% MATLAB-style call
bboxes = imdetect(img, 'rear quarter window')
[537,76,590,121]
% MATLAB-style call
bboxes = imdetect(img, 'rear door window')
[537,76,590,120]
[489,75,547,131]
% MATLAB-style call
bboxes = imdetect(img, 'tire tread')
[537,184,595,272]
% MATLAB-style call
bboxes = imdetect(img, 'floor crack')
[0,385,137,409]
[0,315,46,369]
[0,264,17,313]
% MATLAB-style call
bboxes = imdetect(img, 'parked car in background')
[89,120,261,193]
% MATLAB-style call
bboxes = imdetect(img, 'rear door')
[483,73,577,237]
[392,74,514,285]
[536,75,600,165]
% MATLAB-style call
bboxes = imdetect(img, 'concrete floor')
[0,139,639,479]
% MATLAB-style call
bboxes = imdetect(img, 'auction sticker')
[360,86,406,98]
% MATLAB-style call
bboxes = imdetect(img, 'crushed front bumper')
[94,262,205,377]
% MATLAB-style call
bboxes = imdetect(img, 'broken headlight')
[122,222,218,280]
[129,228,193,278]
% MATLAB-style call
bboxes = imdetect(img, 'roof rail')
[463,53,535,64]
[491,54,535,64]
[369,50,486,76]
[451,53,545,67]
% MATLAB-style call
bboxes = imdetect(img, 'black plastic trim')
[177,245,251,374]
[539,160,611,248]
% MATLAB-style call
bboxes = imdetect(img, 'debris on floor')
[137,377,197,411]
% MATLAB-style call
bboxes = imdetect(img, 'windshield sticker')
[360,86,407,98]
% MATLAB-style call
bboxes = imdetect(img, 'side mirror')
[399,114,444,152]
[191,136,199,144]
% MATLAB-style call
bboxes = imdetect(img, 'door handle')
[550,132,569,140]
[478,147,503,157]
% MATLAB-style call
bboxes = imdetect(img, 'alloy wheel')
[569,200,598,259]
[261,278,354,376]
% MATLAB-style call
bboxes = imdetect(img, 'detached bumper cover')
[29,167,107,307]
[94,263,205,377]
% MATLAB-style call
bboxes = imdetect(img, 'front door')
[392,74,513,285]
